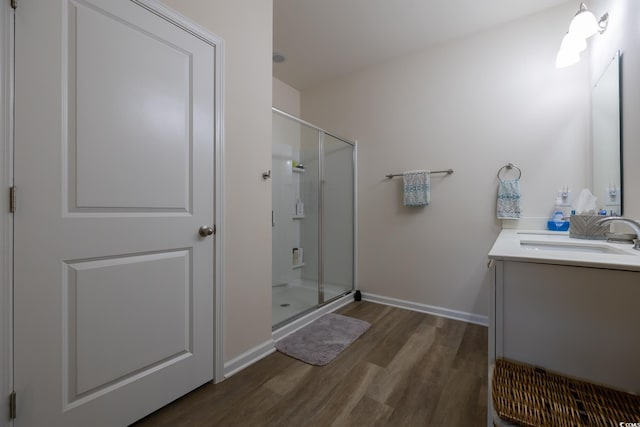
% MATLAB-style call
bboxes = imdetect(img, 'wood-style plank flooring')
[133,301,488,426]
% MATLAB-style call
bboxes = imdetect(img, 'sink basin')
[520,240,630,255]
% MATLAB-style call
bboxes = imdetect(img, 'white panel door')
[13,1,217,425]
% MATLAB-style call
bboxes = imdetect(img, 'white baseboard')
[222,293,354,379]
[362,292,488,327]
[272,294,353,342]
[222,339,275,379]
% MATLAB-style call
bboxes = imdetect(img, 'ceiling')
[273,0,572,90]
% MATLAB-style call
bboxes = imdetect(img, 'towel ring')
[497,163,521,182]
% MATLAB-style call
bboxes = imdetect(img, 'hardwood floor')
[133,301,488,426]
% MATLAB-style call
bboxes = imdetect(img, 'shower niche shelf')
[292,215,305,219]
[292,167,305,173]
[292,263,305,270]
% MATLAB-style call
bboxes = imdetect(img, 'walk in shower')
[272,108,355,328]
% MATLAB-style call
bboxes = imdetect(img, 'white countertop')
[488,229,640,272]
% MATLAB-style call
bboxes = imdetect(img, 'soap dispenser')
[555,193,567,217]
[547,193,570,231]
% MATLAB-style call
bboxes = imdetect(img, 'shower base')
[272,279,349,327]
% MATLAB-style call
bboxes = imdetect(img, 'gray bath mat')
[275,313,370,366]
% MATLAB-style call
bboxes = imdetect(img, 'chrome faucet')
[596,216,640,250]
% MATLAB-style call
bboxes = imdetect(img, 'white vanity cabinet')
[491,260,640,391]
[488,230,640,426]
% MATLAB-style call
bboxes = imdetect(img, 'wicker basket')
[492,359,640,427]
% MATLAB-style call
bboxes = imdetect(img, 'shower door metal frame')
[271,107,356,326]
[318,131,325,304]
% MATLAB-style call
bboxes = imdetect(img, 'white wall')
[273,77,300,116]
[301,3,591,318]
[160,0,273,362]
[589,0,640,219]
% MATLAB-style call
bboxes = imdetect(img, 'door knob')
[199,225,214,237]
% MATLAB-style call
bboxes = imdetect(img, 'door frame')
[0,2,225,425]
[1,1,14,425]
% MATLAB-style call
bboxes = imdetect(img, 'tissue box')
[569,215,609,240]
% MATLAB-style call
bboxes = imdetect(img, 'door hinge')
[10,0,17,10]
[213,224,216,235]
[9,186,16,213]
[9,391,16,420]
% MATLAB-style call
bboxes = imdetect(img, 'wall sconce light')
[556,2,609,68]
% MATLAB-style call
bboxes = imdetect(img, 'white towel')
[497,179,521,219]
[403,170,430,206]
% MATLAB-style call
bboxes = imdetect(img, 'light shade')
[560,32,587,53]
[569,3,599,39]
[555,48,580,68]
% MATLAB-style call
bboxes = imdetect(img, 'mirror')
[591,51,622,215]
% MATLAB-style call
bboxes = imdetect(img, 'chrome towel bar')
[385,169,453,179]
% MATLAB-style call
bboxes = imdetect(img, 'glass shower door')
[272,109,355,328]
[272,111,320,327]
[321,134,354,302]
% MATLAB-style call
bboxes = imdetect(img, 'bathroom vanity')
[487,230,640,424]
